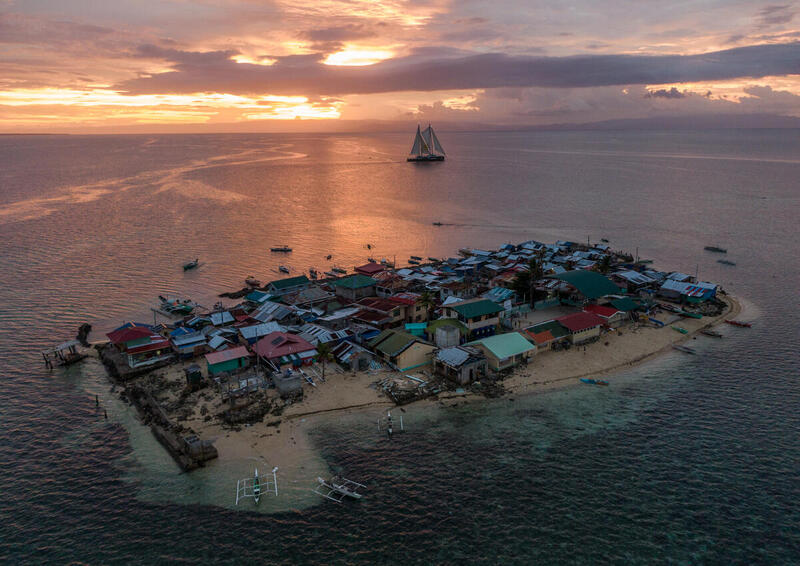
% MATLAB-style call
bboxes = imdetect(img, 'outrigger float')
[313,476,366,503]
[236,467,278,505]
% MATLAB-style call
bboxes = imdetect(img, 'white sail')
[408,123,444,160]
[410,125,430,156]
[429,126,446,155]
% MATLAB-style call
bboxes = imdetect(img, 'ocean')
[0,130,798,564]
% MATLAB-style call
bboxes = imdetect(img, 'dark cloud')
[585,42,610,50]
[117,42,800,97]
[645,87,686,99]
[757,5,795,28]
[300,24,376,43]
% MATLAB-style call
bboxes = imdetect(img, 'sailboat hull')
[407,155,445,162]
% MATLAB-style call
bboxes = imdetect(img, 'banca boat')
[580,378,609,386]
[182,258,199,271]
[313,476,366,503]
[717,259,736,266]
[407,124,445,162]
[235,467,278,505]
[673,345,697,355]
[700,329,723,338]
[725,319,752,328]
[270,245,292,252]
[704,246,727,253]
[278,266,290,274]
[671,326,689,334]
[245,275,261,287]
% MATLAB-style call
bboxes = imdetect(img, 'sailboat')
[407,123,445,162]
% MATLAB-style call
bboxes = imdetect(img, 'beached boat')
[725,319,752,328]
[235,467,278,505]
[717,259,736,266]
[332,267,346,274]
[407,123,446,162]
[313,476,366,503]
[408,259,420,265]
[601,238,609,243]
[324,271,338,278]
[245,276,261,287]
[679,311,703,319]
[278,266,290,274]
[671,326,689,334]
[580,378,609,386]
[427,257,439,262]
[410,255,422,261]
[700,329,723,338]
[182,258,199,271]
[673,345,697,355]
[704,246,727,253]
[270,245,292,252]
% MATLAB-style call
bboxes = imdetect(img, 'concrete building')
[368,329,436,372]
[468,332,536,372]
[433,346,487,385]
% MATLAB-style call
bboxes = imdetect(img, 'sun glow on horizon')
[323,49,395,66]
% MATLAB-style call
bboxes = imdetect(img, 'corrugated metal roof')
[550,270,620,299]
[331,274,378,289]
[448,299,503,320]
[205,345,250,365]
[469,333,535,359]
[435,346,470,366]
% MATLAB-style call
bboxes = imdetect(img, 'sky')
[1,0,799,132]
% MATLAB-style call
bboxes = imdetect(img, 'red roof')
[556,312,605,332]
[525,329,555,345]
[254,332,315,359]
[390,292,420,305]
[355,262,386,276]
[584,304,621,318]
[126,337,170,354]
[356,296,405,313]
[353,309,392,324]
[107,325,156,344]
[205,345,251,366]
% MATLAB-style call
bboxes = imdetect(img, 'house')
[106,323,172,368]
[281,286,334,308]
[612,270,659,292]
[524,320,570,351]
[267,275,311,296]
[583,304,626,328]
[296,323,351,346]
[331,274,378,301]
[555,311,606,344]
[391,292,430,323]
[549,270,621,301]
[374,272,411,296]
[468,332,536,371]
[251,300,296,324]
[355,296,407,326]
[658,280,718,302]
[439,280,474,302]
[204,345,251,376]
[354,262,386,277]
[368,329,436,372]
[315,306,361,330]
[209,311,235,326]
[238,321,286,345]
[254,331,317,367]
[441,298,503,339]
[433,346,487,385]
[170,329,207,359]
[426,318,469,348]
[331,340,373,371]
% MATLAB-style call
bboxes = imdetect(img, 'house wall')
[335,285,376,301]
[395,342,435,371]
[207,356,249,375]
[569,326,601,344]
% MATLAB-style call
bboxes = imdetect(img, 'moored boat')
[704,246,727,253]
[182,258,199,271]
[245,275,261,287]
[679,311,703,319]
[407,124,446,162]
[717,259,736,266]
[270,245,292,252]
[410,255,422,261]
[700,329,723,338]
[725,319,752,328]
[673,345,697,355]
[279,265,290,274]
[332,266,346,274]
[408,259,420,265]
[324,271,338,278]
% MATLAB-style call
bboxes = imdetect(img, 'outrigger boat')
[182,258,199,271]
[717,259,736,266]
[671,326,689,334]
[700,329,723,338]
[580,378,609,386]
[278,266,290,274]
[408,259,420,265]
[313,476,366,503]
[324,271,338,278]
[378,410,404,438]
[410,255,422,261]
[678,310,703,319]
[704,246,727,253]
[725,319,752,328]
[601,238,610,243]
[673,345,697,355]
[235,467,278,505]
[157,295,197,315]
[270,245,292,252]
[309,268,318,279]
[427,257,439,262]
[332,266,346,274]
[432,222,443,226]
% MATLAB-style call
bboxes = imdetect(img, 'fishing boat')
[309,268,318,280]
[332,266,346,274]
[182,258,199,271]
[367,257,377,263]
[673,345,697,355]
[157,295,196,315]
[600,238,610,243]
[278,266,290,274]
[580,378,609,386]
[725,319,752,328]
[407,123,446,162]
[245,275,261,287]
[313,476,366,503]
[679,310,703,319]
[270,245,292,252]
[704,246,727,253]
[717,259,736,266]
[671,326,689,334]
[700,329,723,338]
[326,254,332,260]
[408,259,420,265]
[432,222,443,226]
[410,255,422,260]
[235,467,278,505]
[427,257,439,262]
[324,271,338,278]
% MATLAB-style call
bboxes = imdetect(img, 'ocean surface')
[0,130,798,565]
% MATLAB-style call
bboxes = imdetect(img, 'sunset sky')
[2,1,799,132]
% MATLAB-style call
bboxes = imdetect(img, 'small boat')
[704,246,727,253]
[580,378,609,386]
[313,476,366,503]
[717,259,736,266]
[366,243,373,250]
[601,238,609,243]
[270,245,292,252]
[253,468,261,503]
[326,254,333,260]
[700,329,723,338]
[427,257,439,262]
[309,268,318,280]
[408,259,420,265]
[671,326,688,334]
[410,255,422,260]
[637,259,654,264]
[182,258,199,271]
[279,266,290,274]
[245,276,261,287]
[432,222,443,226]
[158,295,196,315]
[367,257,377,263]
[673,345,696,355]
[725,319,752,328]
[235,467,278,505]
[324,271,338,278]
[332,266,346,274]
[678,311,703,319]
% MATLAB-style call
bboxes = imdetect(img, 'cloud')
[645,87,686,99]
[117,42,800,97]
[757,5,795,28]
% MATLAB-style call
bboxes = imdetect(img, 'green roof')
[448,299,503,320]
[331,274,378,290]
[468,332,536,359]
[426,318,469,336]
[610,297,639,312]
[527,320,570,339]
[368,329,419,356]
[551,270,619,299]
[269,275,310,290]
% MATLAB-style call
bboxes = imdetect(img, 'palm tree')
[417,290,437,321]
[316,341,332,379]
[527,258,544,306]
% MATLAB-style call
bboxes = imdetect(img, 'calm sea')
[0,130,798,565]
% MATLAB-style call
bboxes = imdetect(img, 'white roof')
[435,346,470,367]
[240,322,285,340]
[210,311,234,326]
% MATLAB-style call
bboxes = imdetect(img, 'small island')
[71,238,740,477]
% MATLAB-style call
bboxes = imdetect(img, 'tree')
[510,270,532,304]
[597,255,612,274]
[527,258,545,306]
[417,290,437,321]
[316,341,332,379]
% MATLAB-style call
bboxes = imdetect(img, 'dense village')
[59,239,735,471]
